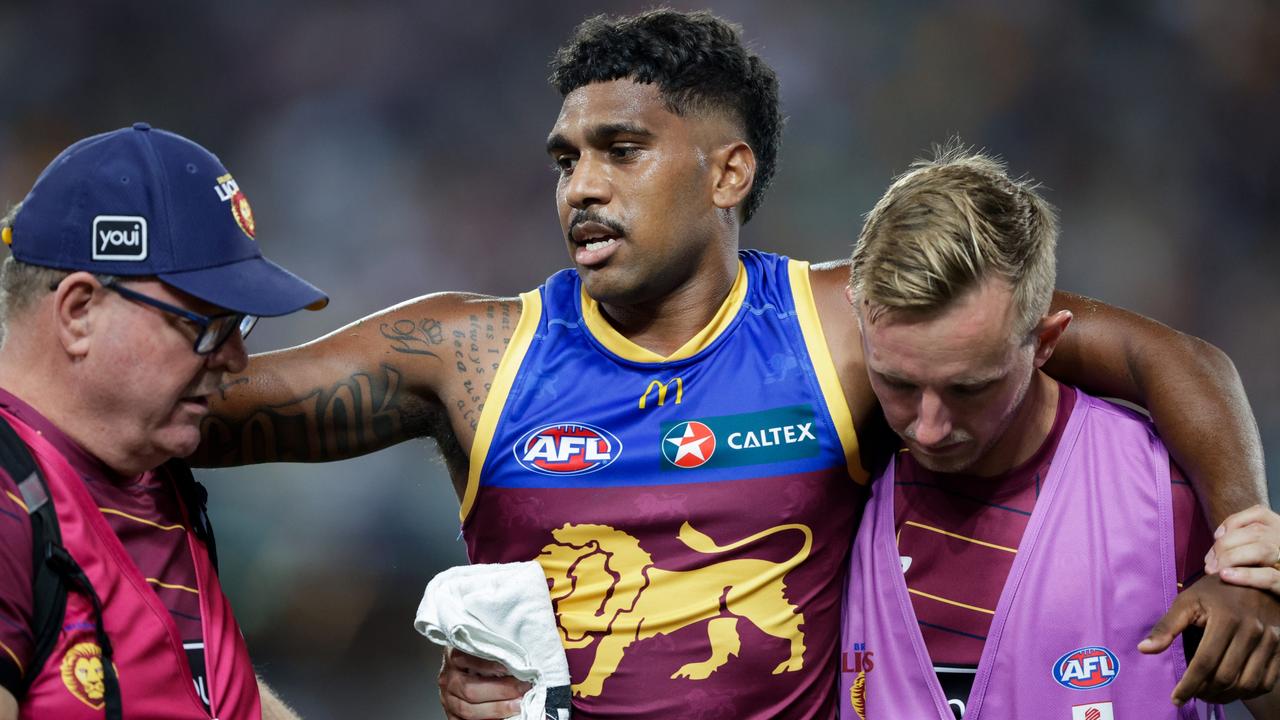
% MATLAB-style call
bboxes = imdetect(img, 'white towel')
[415,562,571,720]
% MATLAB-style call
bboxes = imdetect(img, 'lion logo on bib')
[60,642,115,709]
[538,520,812,698]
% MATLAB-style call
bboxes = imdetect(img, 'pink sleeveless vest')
[839,391,1221,720]
[6,409,262,719]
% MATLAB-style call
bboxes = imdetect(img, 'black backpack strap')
[164,459,218,574]
[0,416,122,720]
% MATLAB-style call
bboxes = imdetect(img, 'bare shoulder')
[801,259,879,433]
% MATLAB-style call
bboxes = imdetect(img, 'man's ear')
[1032,309,1073,368]
[53,272,104,358]
[710,140,755,214]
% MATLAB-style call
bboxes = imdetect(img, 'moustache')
[567,210,626,241]
[902,428,974,446]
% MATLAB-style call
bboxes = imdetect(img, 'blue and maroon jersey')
[462,250,866,719]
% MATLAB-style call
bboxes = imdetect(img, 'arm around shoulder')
[1043,291,1265,525]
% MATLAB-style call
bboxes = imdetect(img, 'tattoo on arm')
[199,363,434,465]
[448,303,513,432]
[381,318,445,357]
[216,377,249,400]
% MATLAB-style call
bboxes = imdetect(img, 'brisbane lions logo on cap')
[215,173,256,239]
[514,422,621,476]
[1052,646,1119,690]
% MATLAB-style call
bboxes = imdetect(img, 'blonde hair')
[850,143,1058,338]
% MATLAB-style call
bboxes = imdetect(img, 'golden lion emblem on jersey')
[850,670,867,719]
[538,520,812,698]
[60,641,114,709]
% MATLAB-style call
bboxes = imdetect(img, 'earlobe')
[54,273,101,357]
[711,141,756,212]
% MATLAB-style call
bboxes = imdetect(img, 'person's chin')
[156,418,204,459]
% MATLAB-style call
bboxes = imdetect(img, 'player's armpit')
[1043,290,1266,525]
[0,685,16,720]
[193,292,521,467]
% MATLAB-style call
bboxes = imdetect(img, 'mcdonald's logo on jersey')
[513,422,622,476]
[638,377,683,409]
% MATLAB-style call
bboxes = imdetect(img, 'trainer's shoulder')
[1076,391,1161,440]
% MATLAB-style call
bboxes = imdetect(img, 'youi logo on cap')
[91,215,148,261]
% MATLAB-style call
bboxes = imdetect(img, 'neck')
[0,336,148,477]
[967,371,1060,477]
[596,250,739,357]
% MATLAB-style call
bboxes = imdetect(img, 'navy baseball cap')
[6,123,327,317]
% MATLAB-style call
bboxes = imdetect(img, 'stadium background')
[0,1,1275,717]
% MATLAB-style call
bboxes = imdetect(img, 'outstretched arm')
[1044,291,1266,525]
[193,292,520,468]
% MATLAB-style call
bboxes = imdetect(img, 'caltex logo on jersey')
[514,422,621,476]
[662,421,717,468]
[1053,646,1119,690]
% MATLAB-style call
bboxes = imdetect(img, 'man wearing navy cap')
[0,124,324,719]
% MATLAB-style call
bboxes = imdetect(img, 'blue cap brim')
[158,255,329,317]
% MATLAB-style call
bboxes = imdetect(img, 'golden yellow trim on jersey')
[580,260,747,363]
[146,578,200,595]
[788,259,867,483]
[0,638,23,676]
[903,520,1018,554]
[6,490,28,513]
[908,588,996,615]
[460,290,542,523]
[97,507,183,532]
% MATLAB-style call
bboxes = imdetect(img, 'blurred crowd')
[1,1,1275,717]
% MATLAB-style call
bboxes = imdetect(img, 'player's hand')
[1205,504,1280,595]
[1139,574,1280,705]
[437,647,530,720]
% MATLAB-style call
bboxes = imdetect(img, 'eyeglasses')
[104,280,258,355]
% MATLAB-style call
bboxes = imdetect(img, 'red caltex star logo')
[662,421,717,468]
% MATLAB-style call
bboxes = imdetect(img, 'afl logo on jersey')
[1053,646,1119,690]
[514,423,621,476]
[662,421,717,468]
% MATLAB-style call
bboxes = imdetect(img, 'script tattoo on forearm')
[381,318,445,357]
[199,363,431,465]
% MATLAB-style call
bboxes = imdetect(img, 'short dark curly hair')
[550,9,783,224]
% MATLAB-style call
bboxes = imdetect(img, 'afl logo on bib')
[1052,646,1119,690]
[514,422,621,476]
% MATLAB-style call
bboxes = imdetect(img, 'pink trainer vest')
[6,408,262,719]
[839,390,1221,720]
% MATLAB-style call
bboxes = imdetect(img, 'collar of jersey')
[579,259,747,364]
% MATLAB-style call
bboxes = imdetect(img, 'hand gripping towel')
[415,562,571,720]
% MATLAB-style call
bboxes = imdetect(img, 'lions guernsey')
[463,250,865,719]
